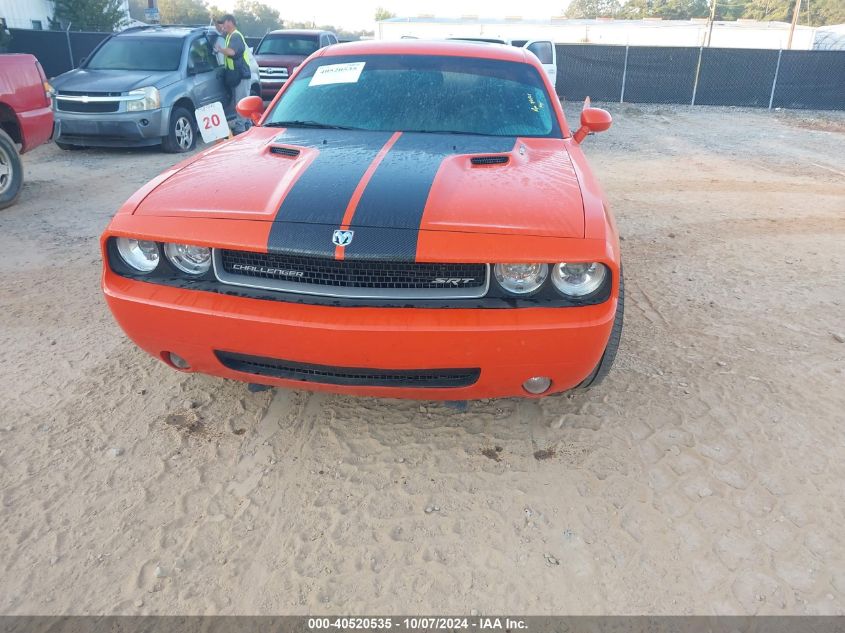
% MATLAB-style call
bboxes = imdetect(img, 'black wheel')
[0,129,23,210]
[161,106,196,153]
[578,269,624,389]
[249,82,260,97]
[55,140,85,150]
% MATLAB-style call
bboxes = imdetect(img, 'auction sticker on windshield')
[309,62,365,86]
[195,101,230,144]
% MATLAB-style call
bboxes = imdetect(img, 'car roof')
[264,29,333,37]
[117,25,202,38]
[321,39,528,63]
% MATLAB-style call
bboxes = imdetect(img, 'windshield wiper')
[264,120,362,130]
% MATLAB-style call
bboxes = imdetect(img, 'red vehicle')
[0,54,53,209]
[101,40,622,400]
[253,29,337,100]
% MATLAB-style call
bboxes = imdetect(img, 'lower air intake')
[215,351,480,388]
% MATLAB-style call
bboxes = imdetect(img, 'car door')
[186,36,227,109]
[522,40,557,90]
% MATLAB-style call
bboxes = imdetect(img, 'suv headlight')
[550,262,608,297]
[493,263,549,295]
[126,86,161,112]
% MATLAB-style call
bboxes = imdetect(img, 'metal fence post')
[691,46,704,105]
[65,22,74,68]
[620,45,629,103]
[769,49,783,110]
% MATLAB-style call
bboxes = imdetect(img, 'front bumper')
[103,268,617,400]
[259,79,286,100]
[54,107,170,148]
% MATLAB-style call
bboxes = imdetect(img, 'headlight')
[116,238,159,273]
[551,262,608,297]
[493,263,549,295]
[125,86,161,112]
[164,243,212,275]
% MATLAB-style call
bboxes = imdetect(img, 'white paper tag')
[195,101,230,143]
[309,62,365,87]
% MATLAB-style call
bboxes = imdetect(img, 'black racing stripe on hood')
[267,129,393,256]
[341,133,516,261]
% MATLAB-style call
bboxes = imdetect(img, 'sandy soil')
[0,104,844,616]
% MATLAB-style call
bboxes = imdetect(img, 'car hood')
[134,127,585,255]
[52,68,180,93]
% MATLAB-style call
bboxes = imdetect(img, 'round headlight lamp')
[551,262,607,297]
[493,263,549,295]
[164,243,212,276]
[116,238,159,273]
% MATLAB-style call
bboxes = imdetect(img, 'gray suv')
[51,25,259,153]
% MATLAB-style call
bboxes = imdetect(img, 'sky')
[216,0,568,31]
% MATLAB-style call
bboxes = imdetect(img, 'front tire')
[578,269,624,389]
[161,107,196,153]
[0,129,23,210]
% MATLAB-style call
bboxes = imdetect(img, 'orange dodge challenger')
[101,40,623,400]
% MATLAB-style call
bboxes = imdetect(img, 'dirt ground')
[1,103,843,616]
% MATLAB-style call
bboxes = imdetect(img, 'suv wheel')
[162,107,196,153]
[0,129,23,210]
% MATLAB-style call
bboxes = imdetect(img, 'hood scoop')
[470,155,509,166]
[269,145,301,158]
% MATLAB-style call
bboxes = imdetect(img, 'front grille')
[214,250,489,299]
[259,66,289,80]
[56,99,120,113]
[216,351,480,388]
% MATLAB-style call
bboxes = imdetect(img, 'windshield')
[87,37,183,71]
[264,54,560,137]
[256,36,320,56]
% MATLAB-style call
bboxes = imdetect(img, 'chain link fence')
[557,43,845,110]
[4,28,843,111]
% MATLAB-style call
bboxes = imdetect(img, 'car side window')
[526,42,553,65]
[319,35,327,48]
[189,37,215,72]
[328,34,338,45]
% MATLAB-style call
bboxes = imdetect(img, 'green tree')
[375,7,396,21]
[234,0,283,36]
[812,0,845,25]
[566,0,622,17]
[157,0,212,25]
[618,0,709,18]
[51,0,128,31]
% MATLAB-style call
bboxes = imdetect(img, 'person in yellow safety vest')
[214,14,252,133]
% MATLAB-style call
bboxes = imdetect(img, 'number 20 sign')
[194,101,231,143]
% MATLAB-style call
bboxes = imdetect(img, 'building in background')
[0,0,130,31]
[375,16,835,50]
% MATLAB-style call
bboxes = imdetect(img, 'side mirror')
[236,95,265,124]
[573,107,612,144]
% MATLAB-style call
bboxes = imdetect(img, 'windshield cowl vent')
[269,146,301,158]
[470,155,509,166]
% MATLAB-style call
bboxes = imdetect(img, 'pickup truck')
[0,53,53,209]
[253,29,338,100]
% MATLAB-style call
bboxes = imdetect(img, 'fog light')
[523,376,551,394]
[168,352,190,370]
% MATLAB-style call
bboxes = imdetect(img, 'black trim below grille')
[215,351,480,388]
